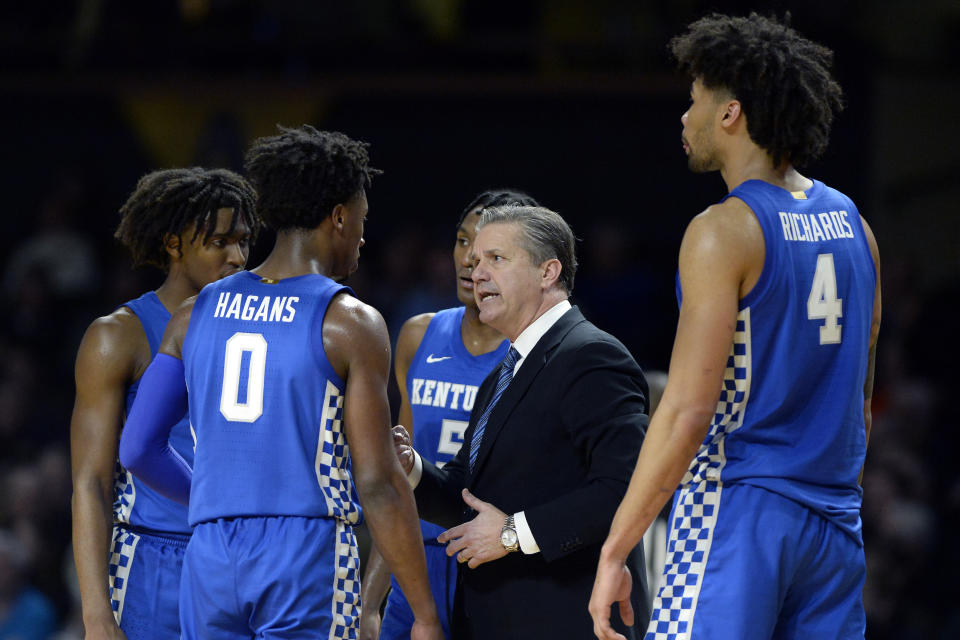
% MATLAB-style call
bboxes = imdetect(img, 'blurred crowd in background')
[1,1,958,638]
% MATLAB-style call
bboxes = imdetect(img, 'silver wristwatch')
[500,514,519,552]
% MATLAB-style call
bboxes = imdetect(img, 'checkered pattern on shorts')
[316,381,361,525]
[329,521,361,640]
[646,309,752,640]
[645,479,722,639]
[108,525,141,623]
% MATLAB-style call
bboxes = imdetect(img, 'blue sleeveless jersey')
[181,271,361,527]
[407,307,509,539]
[115,291,193,535]
[678,179,876,544]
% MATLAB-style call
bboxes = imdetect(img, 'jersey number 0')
[220,332,268,422]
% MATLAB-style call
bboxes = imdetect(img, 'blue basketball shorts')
[646,481,866,640]
[108,525,188,640]
[179,516,360,639]
[380,541,456,640]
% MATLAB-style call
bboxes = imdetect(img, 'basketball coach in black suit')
[393,205,651,639]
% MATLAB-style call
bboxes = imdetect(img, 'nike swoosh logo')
[426,354,452,363]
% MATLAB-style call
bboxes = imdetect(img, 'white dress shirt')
[407,299,572,555]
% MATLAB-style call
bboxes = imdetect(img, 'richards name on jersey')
[777,209,855,243]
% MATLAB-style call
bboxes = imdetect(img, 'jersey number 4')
[807,253,842,345]
[220,332,267,422]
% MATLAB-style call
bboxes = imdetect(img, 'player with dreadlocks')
[117,126,443,640]
[591,13,881,640]
[71,167,260,639]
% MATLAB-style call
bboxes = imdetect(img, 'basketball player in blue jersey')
[359,189,539,640]
[70,168,259,640]
[591,13,881,640]
[118,126,443,640]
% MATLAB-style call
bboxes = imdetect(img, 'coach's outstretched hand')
[589,555,635,640]
[437,489,509,569]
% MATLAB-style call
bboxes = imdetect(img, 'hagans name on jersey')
[212,292,299,323]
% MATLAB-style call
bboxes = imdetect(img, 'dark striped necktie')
[468,347,521,471]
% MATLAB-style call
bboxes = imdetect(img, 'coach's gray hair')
[477,205,578,294]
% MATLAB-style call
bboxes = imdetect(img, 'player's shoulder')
[326,291,388,337]
[694,197,757,231]
[394,312,436,364]
[75,305,148,375]
[400,312,436,340]
[323,292,391,377]
[682,197,762,258]
[82,306,145,352]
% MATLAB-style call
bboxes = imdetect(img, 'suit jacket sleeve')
[524,336,648,562]
[413,368,496,529]
[415,445,469,530]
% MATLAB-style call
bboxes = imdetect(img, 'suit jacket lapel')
[468,307,586,482]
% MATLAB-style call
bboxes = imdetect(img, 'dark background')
[0,1,957,637]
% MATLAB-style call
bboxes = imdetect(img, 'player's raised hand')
[589,557,634,640]
[391,424,415,474]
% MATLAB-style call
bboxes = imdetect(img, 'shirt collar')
[512,299,572,363]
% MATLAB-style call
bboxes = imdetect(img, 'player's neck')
[461,304,507,356]
[154,272,200,313]
[720,145,810,193]
[253,232,337,281]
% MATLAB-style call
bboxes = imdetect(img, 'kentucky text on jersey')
[212,292,299,322]
[778,210,855,242]
[409,378,480,412]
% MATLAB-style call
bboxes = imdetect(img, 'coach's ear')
[540,258,562,290]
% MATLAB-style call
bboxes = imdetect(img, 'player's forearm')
[360,544,393,614]
[71,482,120,627]
[118,441,192,505]
[601,403,707,563]
[359,475,438,624]
[118,354,192,503]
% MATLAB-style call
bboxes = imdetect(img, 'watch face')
[501,528,518,547]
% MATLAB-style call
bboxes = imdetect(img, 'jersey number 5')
[435,418,467,468]
[220,332,267,422]
[807,253,842,345]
